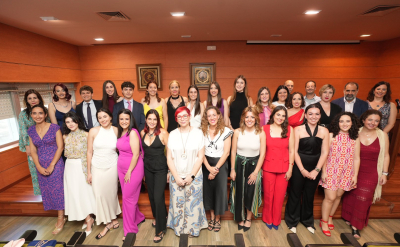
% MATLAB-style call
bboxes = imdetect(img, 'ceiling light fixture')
[360,34,371,37]
[40,16,59,21]
[171,12,185,17]
[181,35,191,38]
[270,34,282,37]
[94,38,104,41]
[304,10,321,15]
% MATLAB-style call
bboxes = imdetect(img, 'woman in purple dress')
[117,109,145,241]
[28,104,65,235]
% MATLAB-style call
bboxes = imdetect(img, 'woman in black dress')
[227,75,253,130]
[316,84,342,129]
[140,109,169,243]
[285,104,329,234]
[165,80,187,132]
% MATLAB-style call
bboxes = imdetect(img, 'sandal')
[208,219,215,231]
[112,221,119,229]
[52,216,67,235]
[214,220,221,232]
[96,224,112,240]
[351,226,361,239]
[153,231,165,243]
[328,215,334,230]
[85,217,95,236]
[319,219,331,237]
[152,221,156,228]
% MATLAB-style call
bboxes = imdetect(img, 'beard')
[345,94,355,101]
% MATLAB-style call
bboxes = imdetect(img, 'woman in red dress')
[287,92,305,128]
[262,106,295,229]
[341,109,389,239]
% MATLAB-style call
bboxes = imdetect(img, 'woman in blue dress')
[28,104,66,235]
[48,83,76,133]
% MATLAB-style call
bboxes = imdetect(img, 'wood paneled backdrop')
[0,22,399,190]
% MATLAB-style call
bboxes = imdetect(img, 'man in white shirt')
[76,86,102,130]
[284,80,294,94]
[304,80,321,108]
[331,82,368,117]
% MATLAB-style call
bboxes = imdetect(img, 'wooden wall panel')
[78,41,382,103]
[0,23,81,83]
[378,37,400,98]
[0,147,29,191]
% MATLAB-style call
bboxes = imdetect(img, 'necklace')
[148,130,155,137]
[59,102,69,108]
[171,95,179,100]
[179,127,191,159]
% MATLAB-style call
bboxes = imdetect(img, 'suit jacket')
[331,97,368,118]
[76,100,102,129]
[112,99,145,131]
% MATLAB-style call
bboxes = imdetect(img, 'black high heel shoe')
[351,226,361,239]
[238,221,244,230]
[243,219,251,232]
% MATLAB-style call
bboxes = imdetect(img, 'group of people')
[17,77,395,242]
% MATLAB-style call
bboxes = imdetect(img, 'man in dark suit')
[331,82,368,117]
[112,81,145,131]
[76,85,102,130]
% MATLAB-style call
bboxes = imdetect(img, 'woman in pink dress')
[287,92,305,128]
[116,108,145,241]
[319,112,361,237]
[256,87,275,126]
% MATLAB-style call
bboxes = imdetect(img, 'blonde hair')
[169,80,180,89]
[201,106,225,136]
[319,84,336,96]
[239,106,262,134]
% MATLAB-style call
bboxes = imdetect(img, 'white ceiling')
[0,0,400,46]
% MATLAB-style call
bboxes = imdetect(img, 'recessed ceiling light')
[171,12,185,17]
[360,34,371,37]
[94,38,104,41]
[304,10,321,15]
[40,16,59,21]
[181,35,191,38]
[270,34,282,37]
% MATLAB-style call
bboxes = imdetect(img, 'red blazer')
[262,124,291,173]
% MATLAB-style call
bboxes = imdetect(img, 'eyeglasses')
[177,115,189,120]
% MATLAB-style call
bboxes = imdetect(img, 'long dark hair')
[102,80,121,110]
[23,89,45,119]
[206,81,222,108]
[330,112,360,140]
[63,112,87,135]
[304,103,321,125]
[144,81,161,105]
[367,81,392,103]
[287,92,305,109]
[187,85,201,116]
[267,105,289,138]
[117,108,139,138]
[31,104,48,119]
[96,108,113,125]
[52,83,72,102]
[144,109,161,136]
[272,85,290,106]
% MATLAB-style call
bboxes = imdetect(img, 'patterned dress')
[28,124,65,210]
[18,110,43,195]
[319,133,356,191]
[368,103,390,130]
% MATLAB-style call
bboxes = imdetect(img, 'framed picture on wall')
[189,63,216,89]
[136,64,162,91]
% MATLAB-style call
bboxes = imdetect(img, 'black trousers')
[285,160,321,229]
[144,168,168,235]
[202,156,228,216]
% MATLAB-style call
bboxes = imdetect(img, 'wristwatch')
[315,167,321,173]
[382,172,389,176]
[191,174,195,180]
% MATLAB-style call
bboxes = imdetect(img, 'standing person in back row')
[228,75,253,130]
[284,80,294,94]
[112,81,145,131]
[304,81,321,108]
[332,82,368,118]
[76,86,102,130]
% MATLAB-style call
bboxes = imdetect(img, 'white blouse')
[237,129,260,157]
[168,127,205,178]
[187,102,202,128]
[272,101,287,108]
[204,127,233,158]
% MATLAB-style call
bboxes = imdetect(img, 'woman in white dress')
[63,112,96,236]
[166,106,207,237]
[186,85,204,128]
[87,108,121,239]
